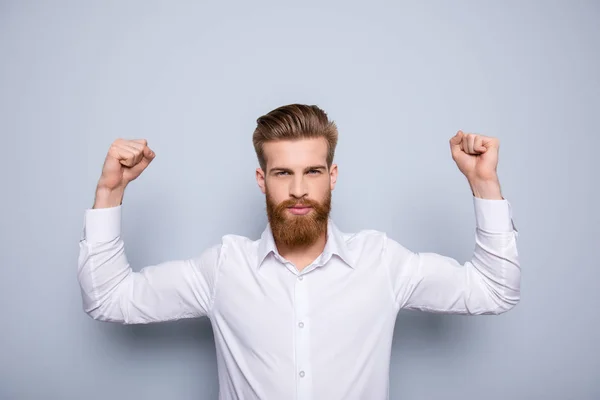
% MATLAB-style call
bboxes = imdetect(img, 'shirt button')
[298,322,304,328]
[298,275,304,280]
[299,371,305,378]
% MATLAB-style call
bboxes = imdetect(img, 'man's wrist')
[93,186,125,209]
[469,177,503,200]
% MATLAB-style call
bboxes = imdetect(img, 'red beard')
[265,187,331,248]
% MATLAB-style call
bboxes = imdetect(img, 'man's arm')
[78,204,222,324]
[78,138,221,324]
[384,195,520,315]
[383,130,520,315]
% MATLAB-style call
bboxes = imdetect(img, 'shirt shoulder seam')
[381,232,401,310]
[208,240,227,318]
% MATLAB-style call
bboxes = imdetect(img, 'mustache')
[277,198,321,209]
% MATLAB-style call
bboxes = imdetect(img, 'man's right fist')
[97,138,156,191]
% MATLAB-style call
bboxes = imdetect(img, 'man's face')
[256,137,338,248]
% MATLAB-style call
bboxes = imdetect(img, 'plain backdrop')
[1,1,598,399]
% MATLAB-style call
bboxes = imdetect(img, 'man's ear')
[329,164,338,191]
[256,168,266,194]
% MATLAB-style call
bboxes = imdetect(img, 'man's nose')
[289,176,308,198]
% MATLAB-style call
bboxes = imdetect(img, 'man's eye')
[308,170,321,174]
[276,171,289,176]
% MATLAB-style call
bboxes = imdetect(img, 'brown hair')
[252,104,338,172]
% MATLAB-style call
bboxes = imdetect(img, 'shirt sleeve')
[384,196,521,315]
[77,205,222,324]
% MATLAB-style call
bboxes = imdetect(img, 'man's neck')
[276,232,327,272]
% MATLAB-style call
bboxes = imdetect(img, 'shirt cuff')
[82,205,122,243]
[473,196,516,233]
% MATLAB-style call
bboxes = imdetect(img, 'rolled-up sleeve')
[77,205,222,324]
[385,196,520,315]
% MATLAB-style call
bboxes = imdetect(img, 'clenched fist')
[93,139,155,208]
[449,130,499,182]
[98,138,156,191]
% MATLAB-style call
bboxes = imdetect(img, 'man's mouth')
[287,206,312,215]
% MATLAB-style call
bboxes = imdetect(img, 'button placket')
[294,272,311,399]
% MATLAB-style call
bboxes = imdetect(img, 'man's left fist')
[449,130,499,182]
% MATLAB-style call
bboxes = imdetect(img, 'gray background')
[1,1,598,399]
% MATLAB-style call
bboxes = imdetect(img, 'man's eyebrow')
[305,165,327,171]
[270,165,327,173]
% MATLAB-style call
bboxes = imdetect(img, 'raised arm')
[384,196,520,315]
[384,131,521,315]
[77,139,221,324]
[78,206,221,323]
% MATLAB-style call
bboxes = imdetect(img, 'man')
[78,104,520,399]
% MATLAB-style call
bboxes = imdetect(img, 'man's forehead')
[264,138,328,167]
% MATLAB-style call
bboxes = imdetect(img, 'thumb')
[449,130,464,146]
[131,147,156,173]
[143,146,155,160]
[139,147,156,168]
[449,130,464,158]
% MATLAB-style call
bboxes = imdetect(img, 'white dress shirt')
[78,196,520,400]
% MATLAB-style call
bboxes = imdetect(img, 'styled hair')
[252,104,338,172]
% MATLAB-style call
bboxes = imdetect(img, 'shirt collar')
[257,218,355,269]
